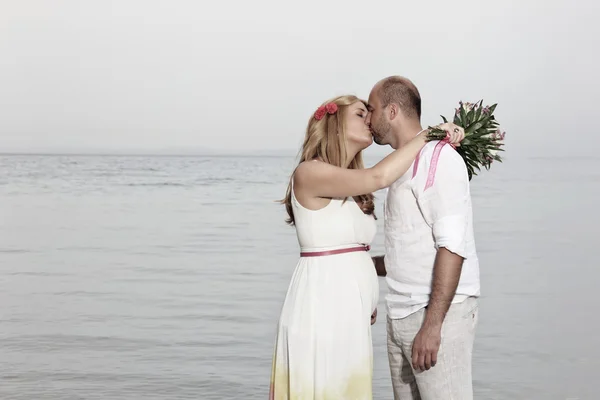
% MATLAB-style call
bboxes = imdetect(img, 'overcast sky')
[0,0,598,156]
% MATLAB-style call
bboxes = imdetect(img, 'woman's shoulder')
[294,159,324,183]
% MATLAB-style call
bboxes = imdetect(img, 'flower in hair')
[314,106,326,120]
[314,102,338,120]
[325,103,338,114]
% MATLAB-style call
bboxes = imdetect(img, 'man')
[366,76,480,399]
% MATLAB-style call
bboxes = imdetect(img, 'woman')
[269,95,463,400]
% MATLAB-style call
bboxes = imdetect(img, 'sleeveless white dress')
[269,184,379,400]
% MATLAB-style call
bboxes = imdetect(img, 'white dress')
[269,185,379,400]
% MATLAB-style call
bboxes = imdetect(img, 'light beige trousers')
[386,297,479,400]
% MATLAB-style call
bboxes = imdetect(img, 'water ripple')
[0,154,597,400]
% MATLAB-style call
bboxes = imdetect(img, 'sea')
[0,153,597,399]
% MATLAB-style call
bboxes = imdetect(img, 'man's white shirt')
[383,140,480,319]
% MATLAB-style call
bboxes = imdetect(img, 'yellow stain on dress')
[269,359,373,400]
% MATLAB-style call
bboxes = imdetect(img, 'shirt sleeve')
[413,145,470,258]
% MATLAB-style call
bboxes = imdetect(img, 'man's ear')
[389,103,399,120]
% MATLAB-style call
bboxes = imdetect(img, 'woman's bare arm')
[294,133,427,198]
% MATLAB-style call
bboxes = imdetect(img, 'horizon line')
[0,148,392,157]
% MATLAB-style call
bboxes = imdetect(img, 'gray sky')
[0,0,598,156]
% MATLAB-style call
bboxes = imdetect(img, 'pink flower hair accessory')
[325,103,338,114]
[314,102,338,120]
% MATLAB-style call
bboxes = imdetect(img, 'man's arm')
[411,249,464,373]
[372,255,386,276]
[424,248,463,327]
[411,145,470,372]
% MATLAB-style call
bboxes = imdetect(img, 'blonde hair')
[281,95,376,225]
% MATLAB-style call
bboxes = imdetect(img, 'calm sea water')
[0,153,597,399]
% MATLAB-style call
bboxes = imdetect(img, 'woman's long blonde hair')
[281,95,376,225]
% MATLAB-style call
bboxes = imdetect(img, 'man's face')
[367,89,392,146]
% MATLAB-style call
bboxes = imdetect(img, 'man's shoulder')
[419,140,460,159]
[412,141,469,191]
[419,141,465,171]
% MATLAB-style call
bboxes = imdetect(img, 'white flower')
[487,128,505,157]
[494,128,505,142]
[483,128,505,141]
[461,102,475,112]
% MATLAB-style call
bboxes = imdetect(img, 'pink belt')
[300,245,371,257]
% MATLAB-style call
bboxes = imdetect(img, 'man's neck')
[394,121,423,149]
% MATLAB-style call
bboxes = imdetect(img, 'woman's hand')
[436,123,465,146]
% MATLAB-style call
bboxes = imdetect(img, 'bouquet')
[426,100,505,180]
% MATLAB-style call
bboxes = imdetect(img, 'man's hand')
[371,308,377,325]
[411,322,442,371]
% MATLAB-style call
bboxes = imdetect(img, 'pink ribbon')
[412,140,449,191]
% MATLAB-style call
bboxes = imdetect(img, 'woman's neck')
[344,148,360,168]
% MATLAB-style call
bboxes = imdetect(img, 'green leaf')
[460,105,468,125]
[473,100,483,122]
[466,122,483,135]
[466,107,475,125]
[465,115,494,134]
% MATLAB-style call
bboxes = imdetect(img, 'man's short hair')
[379,76,421,119]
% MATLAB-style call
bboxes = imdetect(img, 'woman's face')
[344,101,372,149]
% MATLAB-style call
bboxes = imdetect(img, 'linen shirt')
[383,140,480,319]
